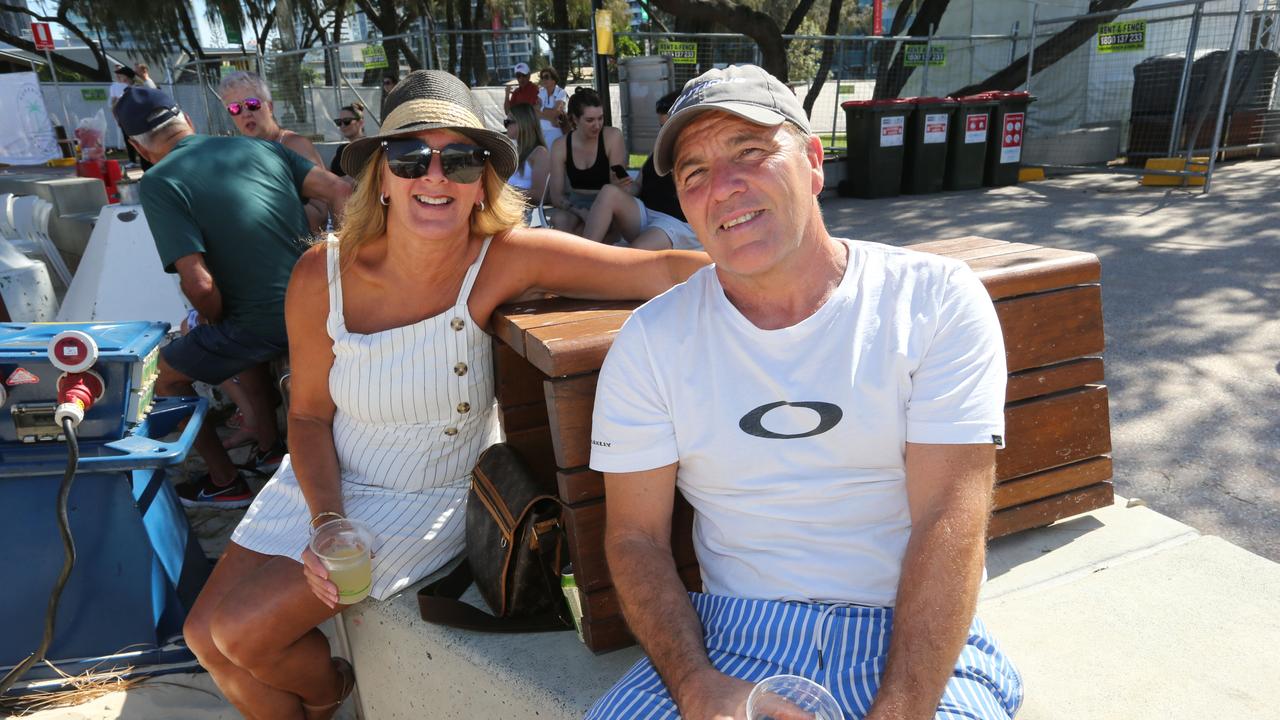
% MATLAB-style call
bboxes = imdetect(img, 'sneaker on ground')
[177,472,254,509]
[240,440,287,475]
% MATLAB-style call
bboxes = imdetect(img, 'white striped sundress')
[231,237,497,600]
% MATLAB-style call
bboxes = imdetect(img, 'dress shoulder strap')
[325,236,346,331]
[456,236,494,307]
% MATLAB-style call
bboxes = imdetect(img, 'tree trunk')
[458,0,477,84]
[447,0,458,75]
[651,0,788,80]
[471,0,491,85]
[802,0,844,118]
[872,0,952,98]
[948,0,1141,96]
[552,0,572,81]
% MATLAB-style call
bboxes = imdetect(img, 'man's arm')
[172,253,223,323]
[301,166,352,224]
[865,442,995,720]
[605,465,754,720]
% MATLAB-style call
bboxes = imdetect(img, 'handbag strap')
[417,561,572,634]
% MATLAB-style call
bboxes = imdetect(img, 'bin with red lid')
[902,97,956,194]
[981,91,1036,187]
[838,98,913,198]
[944,95,999,191]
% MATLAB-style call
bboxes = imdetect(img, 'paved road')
[820,159,1280,562]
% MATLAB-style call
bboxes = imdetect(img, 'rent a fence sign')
[362,45,389,70]
[903,44,946,67]
[1097,21,1146,53]
[657,41,697,64]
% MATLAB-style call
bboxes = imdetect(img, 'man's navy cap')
[113,87,181,137]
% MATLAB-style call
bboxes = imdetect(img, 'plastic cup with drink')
[309,518,374,605]
[746,674,844,720]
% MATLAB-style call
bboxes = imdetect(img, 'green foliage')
[614,35,642,59]
[787,16,822,82]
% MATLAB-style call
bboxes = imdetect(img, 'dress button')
[450,317,465,331]
[443,427,458,436]
[457,402,471,414]
[454,362,468,376]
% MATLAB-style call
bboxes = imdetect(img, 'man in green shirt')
[115,87,350,507]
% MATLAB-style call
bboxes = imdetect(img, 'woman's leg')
[550,208,583,235]
[583,185,644,243]
[629,227,675,251]
[185,543,345,719]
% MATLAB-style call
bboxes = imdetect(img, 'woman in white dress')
[180,70,708,720]
[536,66,569,147]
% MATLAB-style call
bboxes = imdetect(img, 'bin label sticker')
[1000,112,1024,164]
[657,41,697,64]
[965,113,988,144]
[1098,20,1146,53]
[880,115,904,147]
[923,113,948,144]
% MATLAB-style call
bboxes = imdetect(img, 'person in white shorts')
[587,64,1024,720]
[580,90,699,251]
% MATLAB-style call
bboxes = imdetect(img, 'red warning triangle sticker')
[6,367,40,386]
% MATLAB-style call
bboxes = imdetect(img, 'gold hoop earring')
[380,193,390,206]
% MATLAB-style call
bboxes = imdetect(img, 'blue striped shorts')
[586,592,1023,720]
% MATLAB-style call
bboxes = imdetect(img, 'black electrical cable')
[0,417,79,697]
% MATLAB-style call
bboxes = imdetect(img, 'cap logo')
[671,76,750,114]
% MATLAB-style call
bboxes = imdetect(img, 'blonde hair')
[509,104,545,171]
[336,147,526,270]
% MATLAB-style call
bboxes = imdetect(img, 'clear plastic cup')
[746,674,844,720]
[309,518,374,605]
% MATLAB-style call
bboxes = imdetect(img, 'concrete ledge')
[342,500,1280,719]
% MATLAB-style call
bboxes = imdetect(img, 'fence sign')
[1097,21,1146,53]
[903,44,946,67]
[964,113,988,144]
[31,22,53,51]
[1000,112,1024,163]
[80,88,107,101]
[880,115,905,147]
[657,41,697,64]
[362,45,389,70]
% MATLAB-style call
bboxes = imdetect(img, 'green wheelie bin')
[945,94,999,190]
[902,97,956,194]
[838,98,913,198]
[983,91,1036,187]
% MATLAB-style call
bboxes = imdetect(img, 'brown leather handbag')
[417,443,572,632]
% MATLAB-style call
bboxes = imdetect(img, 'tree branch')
[651,0,788,80]
[802,0,843,117]
[782,0,818,37]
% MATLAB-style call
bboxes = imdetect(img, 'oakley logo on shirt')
[738,401,843,440]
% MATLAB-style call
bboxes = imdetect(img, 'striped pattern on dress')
[231,237,497,600]
[586,592,1023,720]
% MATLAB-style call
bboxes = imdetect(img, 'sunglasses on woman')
[503,118,515,127]
[226,97,263,116]
[382,139,490,183]
[334,117,359,127]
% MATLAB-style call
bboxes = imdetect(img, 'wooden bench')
[489,236,1113,653]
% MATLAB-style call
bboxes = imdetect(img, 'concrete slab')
[983,535,1280,720]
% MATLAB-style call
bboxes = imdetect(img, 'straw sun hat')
[340,70,517,180]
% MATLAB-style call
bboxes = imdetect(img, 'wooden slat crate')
[490,236,1113,653]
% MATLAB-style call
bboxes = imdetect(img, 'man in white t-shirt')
[587,64,1024,720]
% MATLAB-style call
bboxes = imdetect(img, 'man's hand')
[677,668,755,720]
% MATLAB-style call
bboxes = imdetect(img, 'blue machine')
[0,321,209,689]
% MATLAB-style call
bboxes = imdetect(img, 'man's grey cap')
[652,64,811,176]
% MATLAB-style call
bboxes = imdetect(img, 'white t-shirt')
[538,85,568,143]
[589,239,1007,607]
[109,81,130,102]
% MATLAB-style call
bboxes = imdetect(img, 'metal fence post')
[830,38,843,151]
[922,24,935,95]
[1203,0,1248,192]
[1026,5,1038,93]
[1168,1,1205,157]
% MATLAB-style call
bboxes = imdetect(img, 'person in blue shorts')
[114,87,351,509]
[587,65,1024,720]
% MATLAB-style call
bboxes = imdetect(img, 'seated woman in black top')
[547,87,630,235]
[329,102,365,179]
[581,91,699,250]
